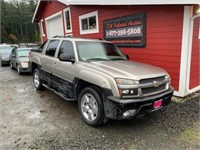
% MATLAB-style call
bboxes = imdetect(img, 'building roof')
[61,0,200,5]
[32,0,200,23]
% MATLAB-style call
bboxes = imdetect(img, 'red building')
[32,0,200,97]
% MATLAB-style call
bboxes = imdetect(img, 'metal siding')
[190,17,200,89]
[71,5,184,91]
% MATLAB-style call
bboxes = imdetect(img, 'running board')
[42,84,75,101]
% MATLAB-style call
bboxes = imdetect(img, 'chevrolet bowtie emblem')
[153,81,161,87]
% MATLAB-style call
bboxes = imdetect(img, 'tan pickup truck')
[30,36,174,127]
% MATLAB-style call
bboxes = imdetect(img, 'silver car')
[0,46,13,66]
[10,48,32,74]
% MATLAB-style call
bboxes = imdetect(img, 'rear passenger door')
[41,40,60,83]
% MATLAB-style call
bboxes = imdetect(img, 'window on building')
[58,41,74,58]
[79,11,99,34]
[40,19,45,36]
[45,40,59,57]
[64,8,72,33]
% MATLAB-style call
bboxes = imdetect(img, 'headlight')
[2,56,9,60]
[165,74,171,80]
[165,74,171,89]
[115,78,139,97]
[20,62,28,68]
[115,78,137,85]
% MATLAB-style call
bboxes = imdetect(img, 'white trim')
[79,11,99,35]
[173,91,182,97]
[64,0,200,5]
[40,19,45,37]
[32,0,68,23]
[186,14,200,95]
[58,0,69,5]
[45,11,63,21]
[178,6,193,97]
[189,85,200,93]
[63,7,73,33]
[65,33,73,36]
[32,0,40,23]
[32,0,200,23]
[186,10,194,95]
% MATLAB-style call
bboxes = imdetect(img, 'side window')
[38,41,47,52]
[11,48,17,56]
[45,40,59,57]
[58,41,74,58]
[64,8,72,33]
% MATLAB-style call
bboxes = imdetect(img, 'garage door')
[46,14,64,38]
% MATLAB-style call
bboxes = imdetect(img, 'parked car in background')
[10,48,32,74]
[0,45,14,66]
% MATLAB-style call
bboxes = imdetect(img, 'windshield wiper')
[86,58,108,61]
[110,57,126,60]
[18,56,28,57]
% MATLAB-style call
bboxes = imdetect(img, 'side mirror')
[125,54,129,60]
[59,54,75,63]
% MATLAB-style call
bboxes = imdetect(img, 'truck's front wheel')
[33,69,44,90]
[78,87,107,127]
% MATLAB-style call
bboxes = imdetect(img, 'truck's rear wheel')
[78,87,107,127]
[33,69,44,90]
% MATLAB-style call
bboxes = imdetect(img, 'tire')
[33,69,44,90]
[78,86,108,127]
[17,65,21,75]
[1,60,3,66]
[10,62,14,69]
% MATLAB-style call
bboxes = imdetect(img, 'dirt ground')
[0,66,199,150]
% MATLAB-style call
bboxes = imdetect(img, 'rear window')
[45,40,59,57]
[0,47,13,53]
[17,49,31,57]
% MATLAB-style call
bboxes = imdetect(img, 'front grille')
[139,76,165,84]
[139,76,167,96]
[142,84,166,95]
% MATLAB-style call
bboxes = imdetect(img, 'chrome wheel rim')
[81,93,98,121]
[34,71,40,88]
[17,66,20,74]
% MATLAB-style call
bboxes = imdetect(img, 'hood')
[18,57,29,62]
[1,53,10,58]
[81,61,167,80]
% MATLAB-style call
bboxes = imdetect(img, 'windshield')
[76,41,127,62]
[17,49,30,57]
[0,47,12,54]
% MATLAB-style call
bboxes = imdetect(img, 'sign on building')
[104,13,146,47]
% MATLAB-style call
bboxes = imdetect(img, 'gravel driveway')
[0,66,199,150]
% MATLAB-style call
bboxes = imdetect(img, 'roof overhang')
[32,0,69,23]
[32,0,200,23]
[64,0,200,5]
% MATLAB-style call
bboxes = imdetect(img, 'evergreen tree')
[0,0,39,44]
